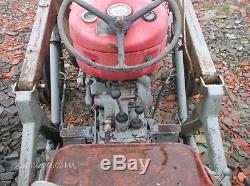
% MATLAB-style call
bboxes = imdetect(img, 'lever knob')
[135,106,144,115]
[116,112,128,123]
[111,87,121,99]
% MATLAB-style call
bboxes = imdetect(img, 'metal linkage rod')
[174,35,187,123]
[50,25,61,125]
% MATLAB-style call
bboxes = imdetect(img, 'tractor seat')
[45,143,215,186]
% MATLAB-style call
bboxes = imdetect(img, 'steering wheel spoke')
[116,31,126,67]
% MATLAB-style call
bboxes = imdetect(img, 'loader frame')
[14,0,231,185]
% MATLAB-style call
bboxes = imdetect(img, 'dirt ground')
[0,0,249,185]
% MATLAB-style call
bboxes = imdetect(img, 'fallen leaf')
[237,172,246,183]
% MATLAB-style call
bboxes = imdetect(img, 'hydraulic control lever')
[111,87,128,123]
[111,87,122,112]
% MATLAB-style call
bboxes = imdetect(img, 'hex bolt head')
[115,16,125,28]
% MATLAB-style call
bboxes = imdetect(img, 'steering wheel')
[57,0,181,72]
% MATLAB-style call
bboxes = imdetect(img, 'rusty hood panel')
[45,143,215,186]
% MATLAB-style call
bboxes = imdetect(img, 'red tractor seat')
[45,143,215,186]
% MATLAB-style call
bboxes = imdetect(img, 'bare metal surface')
[184,0,218,82]
[199,76,231,186]
[18,0,62,91]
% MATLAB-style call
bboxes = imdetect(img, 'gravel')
[0,172,15,181]
[196,1,250,184]
[0,1,37,185]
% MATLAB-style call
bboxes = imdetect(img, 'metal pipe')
[174,35,188,122]
[116,99,123,113]
[184,134,198,152]
[50,25,61,125]
[60,72,67,129]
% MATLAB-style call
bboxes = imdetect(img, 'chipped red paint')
[45,143,215,186]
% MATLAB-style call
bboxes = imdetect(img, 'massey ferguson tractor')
[14,0,232,185]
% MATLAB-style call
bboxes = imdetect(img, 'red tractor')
[14,0,231,185]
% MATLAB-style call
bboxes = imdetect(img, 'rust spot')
[107,43,117,52]
[160,146,168,166]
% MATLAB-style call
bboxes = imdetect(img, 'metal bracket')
[150,123,181,142]
[198,76,231,186]
[60,126,94,145]
[14,83,53,186]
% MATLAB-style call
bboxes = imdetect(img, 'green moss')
[246,4,250,11]
[203,2,216,10]
[216,3,231,15]
[203,2,232,15]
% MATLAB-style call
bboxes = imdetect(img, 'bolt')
[115,17,124,28]
[37,83,46,89]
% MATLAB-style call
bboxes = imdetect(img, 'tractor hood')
[69,0,168,53]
